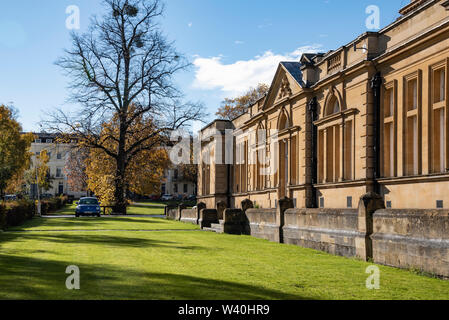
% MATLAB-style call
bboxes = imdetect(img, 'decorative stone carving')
[278,77,292,99]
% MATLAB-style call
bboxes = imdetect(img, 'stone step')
[210,223,224,233]
[202,227,217,233]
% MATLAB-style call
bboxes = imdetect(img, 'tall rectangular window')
[290,135,297,185]
[434,68,445,104]
[344,120,353,180]
[404,73,421,176]
[318,130,324,183]
[431,64,447,173]
[381,83,396,177]
[326,127,334,182]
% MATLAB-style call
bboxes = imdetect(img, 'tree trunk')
[113,155,127,214]
[113,118,128,215]
[113,176,127,214]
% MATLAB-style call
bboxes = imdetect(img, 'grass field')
[46,203,167,216]
[0,205,448,300]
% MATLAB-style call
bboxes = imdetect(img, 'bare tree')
[64,147,89,194]
[43,0,204,213]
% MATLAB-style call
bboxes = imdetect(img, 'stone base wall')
[222,209,245,235]
[172,194,449,278]
[372,209,449,278]
[198,209,219,229]
[166,207,178,220]
[283,208,360,258]
[180,208,199,225]
[245,208,280,242]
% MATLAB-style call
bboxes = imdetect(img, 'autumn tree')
[26,150,53,196]
[84,109,169,206]
[0,105,34,198]
[43,0,204,213]
[216,83,269,120]
[65,147,89,193]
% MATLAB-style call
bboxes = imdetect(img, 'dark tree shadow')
[0,233,206,250]
[0,254,312,300]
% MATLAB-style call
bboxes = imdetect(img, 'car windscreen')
[79,199,99,205]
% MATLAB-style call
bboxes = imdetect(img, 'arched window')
[317,92,354,184]
[326,95,340,116]
[279,112,289,130]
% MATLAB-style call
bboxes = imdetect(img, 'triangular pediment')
[263,62,304,110]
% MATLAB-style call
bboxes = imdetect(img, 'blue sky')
[0,0,406,131]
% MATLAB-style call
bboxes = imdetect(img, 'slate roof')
[280,61,306,88]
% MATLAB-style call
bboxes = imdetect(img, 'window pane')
[326,128,334,182]
[441,69,445,102]
[344,121,353,180]
[333,100,340,114]
[434,68,446,104]
[432,108,445,173]
[406,116,418,175]
[384,88,394,117]
[407,79,418,111]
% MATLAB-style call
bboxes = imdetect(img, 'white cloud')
[192,44,323,94]
[188,22,193,28]
[234,40,244,45]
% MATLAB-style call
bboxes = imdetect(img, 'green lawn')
[7,216,198,232]
[0,216,448,300]
[46,203,166,216]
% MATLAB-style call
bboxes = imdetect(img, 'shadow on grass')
[0,232,205,250]
[8,216,178,231]
[0,253,310,300]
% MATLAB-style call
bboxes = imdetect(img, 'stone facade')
[198,0,449,211]
[190,1,449,278]
[28,133,88,198]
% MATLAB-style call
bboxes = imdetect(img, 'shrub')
[0,196,68,230]
[0,200,35,229]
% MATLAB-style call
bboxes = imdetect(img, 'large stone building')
[28,133,88,198]
[198,0,449,211]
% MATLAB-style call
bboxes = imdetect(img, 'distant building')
[28,133,88,199]
[161,166,196,198]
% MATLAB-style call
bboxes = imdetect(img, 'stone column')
[216,201,227,220]
[241,199,254,235]
[356,192,385,261]
[177,203,187,221]
[196,202,206,225]
[277,197,294,243]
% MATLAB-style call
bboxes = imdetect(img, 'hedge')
[39,195,68,215]
[0,195,68,230]
[0,200,36,229]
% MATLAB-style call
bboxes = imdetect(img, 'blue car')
[75,197,102,217]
